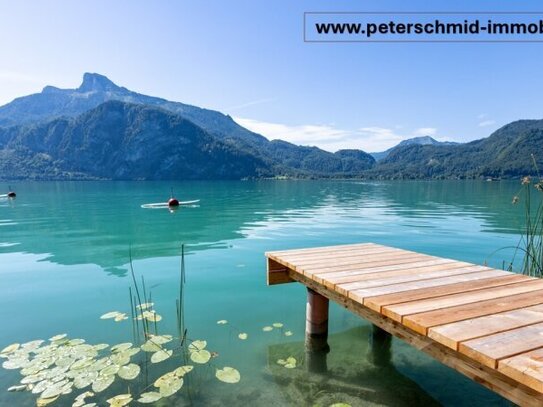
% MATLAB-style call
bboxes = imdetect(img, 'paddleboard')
[141,200,200,209]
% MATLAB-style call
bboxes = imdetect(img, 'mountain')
[1,73,541,181]
[368,120,543,179]
[0,73,267,147]
[371,136,458,161]
[0,101,274,180]
[0,73,376,180]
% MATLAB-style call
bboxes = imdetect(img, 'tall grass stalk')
[512,155,543,277]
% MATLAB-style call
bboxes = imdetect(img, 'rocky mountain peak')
[78,73,121,93]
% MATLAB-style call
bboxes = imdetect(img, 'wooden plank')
[271,245,401,263]
[293,252,430,271]
[269,246,403,271]
[341,266,489,298]
[350,269,511,304]
[429,304,543,350]
[499,348,543,393]
[266,243,543,402]
[364,274,531,313]
[287,247,416,265]
[308,258,465,281]
[303,259,462,283]
[266,258,293,285]
[266,242,381,258]
[403,289,543,335]
[287,269,543,406]
[383,279,543,323]
[460,322,543,368]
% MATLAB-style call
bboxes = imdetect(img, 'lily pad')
[151,349,172,364]
[190,349,211,364]
[41,379,69,398]
[114,313,128,322]
[100,364,119,376]
[215,367,240,384]
[7,385,27,392]
[121,347,140,358]
[70,358,94,371]
[284,356,297,369]
[93,343,109,351]
[100,312,121,320]
[22,340,44,351]
[188,340,207,352]
[216,320,228,325]
[153,372,175,388]
[144,312,162,322]
[174,365,193,377]
[118,363,140,380]
[73,391,95,407]
[111,343,132,353]
[147,335,172,345]
[73,371,98,389]
[49,334,67,342]
[107,393,132,407]
[262,326,273,332]
[330,404,352,407]
[138,391,162,403]
[272,322,283,328]
[36,395,59,406]
[158,377,183,397]
[110,352,130,366]
[284,331,293,336]
[238,333,248,340]
[92,374,115,393]
[135,302,154,310]
[141,341,162,353]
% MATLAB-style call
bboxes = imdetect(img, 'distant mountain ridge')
[0,74,375,180]
[366,120,543,179]
[371,136,458,161]
[0,73,541,180]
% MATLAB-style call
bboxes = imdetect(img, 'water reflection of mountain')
[0,180,526,274]
[371,180,527,234]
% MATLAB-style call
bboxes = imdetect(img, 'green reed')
[511,154,543,277]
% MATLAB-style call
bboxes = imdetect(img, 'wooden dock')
[266,243,543,406]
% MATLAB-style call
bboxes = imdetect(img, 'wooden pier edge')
[287,268,543,406]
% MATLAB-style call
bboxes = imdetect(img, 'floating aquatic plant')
[188,340,211,364]
[1,244,247,406]
[277,356,297,369]
[137,391,162,403]
[215,367,240,384]
[100,312,123,320]
[106,393,132,406]
[262,326,273,332]
[272,322,283,328]
[216,320,228,325]
[284,331,293,336]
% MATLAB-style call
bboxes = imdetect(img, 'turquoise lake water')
[0,180,529,406]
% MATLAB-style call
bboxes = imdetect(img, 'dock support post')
[305,288,330,373]
[367,324,392,367]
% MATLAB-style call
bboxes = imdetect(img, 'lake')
[0,180,527,406]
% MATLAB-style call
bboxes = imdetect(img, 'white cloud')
[234,117,450,152]
[478,120,496,127]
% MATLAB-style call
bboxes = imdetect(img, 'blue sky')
[0,0,542,152]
